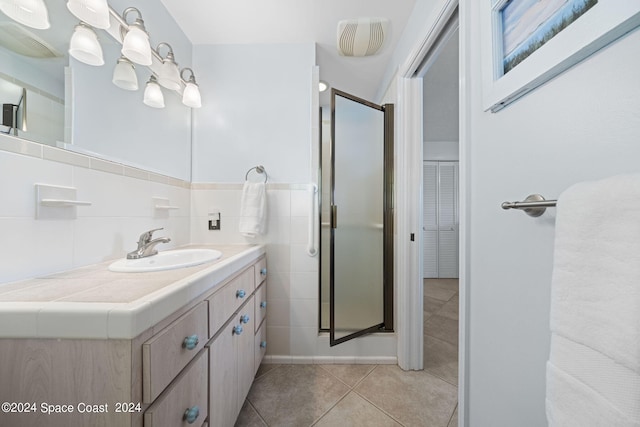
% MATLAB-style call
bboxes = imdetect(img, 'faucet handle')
[138,228,164,245]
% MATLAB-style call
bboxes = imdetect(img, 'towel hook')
[245,165,268,183]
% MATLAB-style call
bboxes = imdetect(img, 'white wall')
[380,0,640,425]
[464,9,640,425]
[191,43,315,184]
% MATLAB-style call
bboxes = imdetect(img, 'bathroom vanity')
[0,244,267,427]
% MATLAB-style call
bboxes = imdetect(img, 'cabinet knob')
[182,334,199,350]
[183,406,200,424]
[260,301,267,309]
[233,325,243,335]
[260,267,267,276]
[260,341,267,349]
[240,314,250,324]
[236,289,246,298]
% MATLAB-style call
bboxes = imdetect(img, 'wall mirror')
[0,0,193,181]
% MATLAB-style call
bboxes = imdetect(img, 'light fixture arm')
[180,68,197,85]
[156,42,176,62]
[122,7,145,28]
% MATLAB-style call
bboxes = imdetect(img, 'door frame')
[394,0,468,425]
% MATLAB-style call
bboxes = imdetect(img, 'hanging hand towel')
[546,173,640,426]
[239,181,267,238]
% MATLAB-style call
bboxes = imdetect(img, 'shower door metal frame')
[328,88,394,347]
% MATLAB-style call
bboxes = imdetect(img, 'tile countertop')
[0,244,265,340]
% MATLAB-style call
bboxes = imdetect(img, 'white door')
[423,161,459,278]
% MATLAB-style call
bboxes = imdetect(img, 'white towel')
[239,181,267,238]
[546,173,640,426]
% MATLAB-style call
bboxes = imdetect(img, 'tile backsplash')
[0,137,190,284]
[0,135,396,361]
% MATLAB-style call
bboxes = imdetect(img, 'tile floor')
[235,278,459,427]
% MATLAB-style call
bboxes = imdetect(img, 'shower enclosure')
[320,88,394,346]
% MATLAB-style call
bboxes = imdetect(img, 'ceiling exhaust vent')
[337,17,389,57]
[0,22,61,58]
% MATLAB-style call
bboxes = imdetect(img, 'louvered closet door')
[423,162,438,278]
[437,162,458,278]
[423,161,459,278]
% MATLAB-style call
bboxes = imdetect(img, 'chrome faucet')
[126,228,171,259]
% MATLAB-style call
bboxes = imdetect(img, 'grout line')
[446,403,459,427]
[308,388,352,427]
[245,399,269,427]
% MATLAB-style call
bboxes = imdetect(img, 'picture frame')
[481,0,640,112]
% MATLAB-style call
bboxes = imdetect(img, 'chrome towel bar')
[501,194,557,217]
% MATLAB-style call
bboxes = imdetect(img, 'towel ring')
[245,165,268,183]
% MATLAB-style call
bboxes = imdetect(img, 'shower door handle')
[331,205,337,229]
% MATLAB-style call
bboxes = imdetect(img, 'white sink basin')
[108,249,222,273]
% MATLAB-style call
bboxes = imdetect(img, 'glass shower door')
[329,89,393,346]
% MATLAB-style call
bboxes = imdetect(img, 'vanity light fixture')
[319,80,328,92]
[143,75,164,108]
[120,7,152,66]
[69,22,104,66]
[0,0,50,29]
[156,42,181,91]
[66,0,110,30]
[112,55,138,90]
[180,68,201,109]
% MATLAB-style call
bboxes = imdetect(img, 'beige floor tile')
[424,314,458,346]
[424,279,458,302]
[355,365,457,427]
[424,296,446,318]
[320,364,376,387]
[424,335,458,386]
[235,400,267,427]
[437,294,459,320]
[313,392,402,427]
[255,363,280,379]
[247,364,350,426]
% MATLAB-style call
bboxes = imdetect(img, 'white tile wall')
[0,137,396,361]
[0,137,190,284]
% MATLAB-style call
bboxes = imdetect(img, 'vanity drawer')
[208,267,254,337]
[255,257,267,285]
[144,348,208,427]
[254,282,267,333]
[254,321,267,376]
[143,301,208,403]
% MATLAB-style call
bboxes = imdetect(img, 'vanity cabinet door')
[254,320,267,376]
[236,297,255,408]
[209,295,256,427]
[209,319,239,427]
[143,348,208,427]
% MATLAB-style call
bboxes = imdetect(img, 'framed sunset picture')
[482,0,640,112]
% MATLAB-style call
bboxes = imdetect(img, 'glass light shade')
[0,0,50,29]
[182,82,201,109]
[319,81,328,92]
[122,25,152,66]
[66,0,110,29]
[143,78,164,108]
[112,57,138,90]
[69,24,104,66]
[157,60,181,91]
